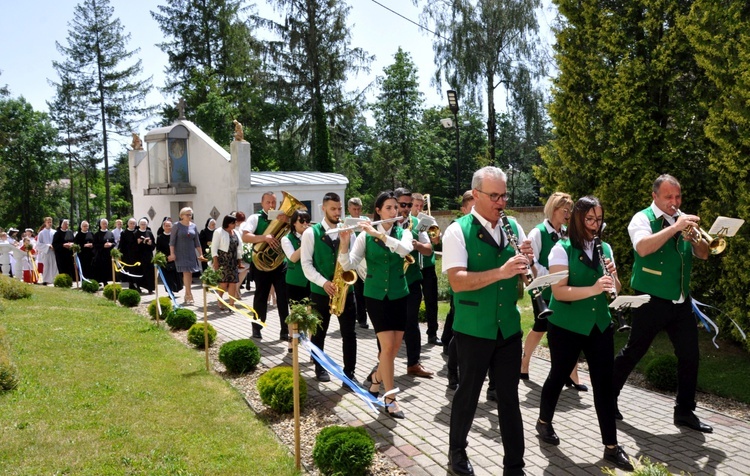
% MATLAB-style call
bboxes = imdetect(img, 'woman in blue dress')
[169,207,203,305]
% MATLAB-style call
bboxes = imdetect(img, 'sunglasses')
[398,202,413,208]
[297,219,310,224]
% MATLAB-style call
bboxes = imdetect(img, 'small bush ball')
[313,425,375,476]
[103,283,123,300]
[256,366,306,413]
[187,322,217,348]
[0,276,32,300]
[81,279,99,293]
[53,273,73,288]
[219,339,261,374]
[166,308,197,330]
[645,354,679,391]
[118,289,141,307]
[147,297,173,319]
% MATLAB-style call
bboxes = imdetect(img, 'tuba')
[330,259,357,316]
[252,191,307,271]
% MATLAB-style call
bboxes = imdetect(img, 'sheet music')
[707,216,744,237]
[609,295,650,309]
[267,210,282,220]
[525,270,568,291]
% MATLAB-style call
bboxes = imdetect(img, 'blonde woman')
[169,207,203,304]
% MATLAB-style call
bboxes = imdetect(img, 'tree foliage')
[417,0,546,164]
[54,0,154,218]
[0,96,62,228]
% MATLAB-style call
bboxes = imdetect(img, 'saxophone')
[330,259,358,317]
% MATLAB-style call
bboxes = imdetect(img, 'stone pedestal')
[231,141,252,190]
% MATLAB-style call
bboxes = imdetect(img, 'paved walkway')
[145,285,749,475]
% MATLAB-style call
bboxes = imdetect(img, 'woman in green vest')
[338,191,414,419]
[521,192,587,391]
[281,210,311,352]
[535,196,634,471]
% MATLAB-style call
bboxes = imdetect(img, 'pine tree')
[54,0,154,218]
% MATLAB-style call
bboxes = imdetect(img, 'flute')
[324,216,404,235]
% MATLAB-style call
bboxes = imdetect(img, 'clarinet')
[500,212,552,320]
[593,236,630,332]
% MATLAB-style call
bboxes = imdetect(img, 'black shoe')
[565,377,588,392]
[674,408,713,433]
[316,369,330,382]
[341,374,355,392]
[428,335,443,345]
[486,388,497,402]
[358,320,369,329]
[447,370,458,390]
[384,396,405,419]
[251,328,262,339]
[280,332,290,342]
[536,420,560,446]
[520,372,529,381]
[603,445,634,471]
[448,448,474,475]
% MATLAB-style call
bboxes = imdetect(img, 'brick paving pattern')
[146,284,750,475]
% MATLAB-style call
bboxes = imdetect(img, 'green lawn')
[0,286,297,475]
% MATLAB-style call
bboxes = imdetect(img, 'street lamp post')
[447,90,460,196]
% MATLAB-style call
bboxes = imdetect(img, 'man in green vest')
[241,191,289,341]
[301,192,358,384]
[613,174,712,432]
[395,187,434,378]
[442,166,533,476]
[412,192,442,346]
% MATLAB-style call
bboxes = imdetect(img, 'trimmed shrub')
[644,354,678,391]
[103,283,123,300]
[118,289,141,307]
[312,425,375,476]
[0,275,32,300]
[53,273,73,288]
[219,339,260,374]
[187,322,217,348]
[0,326,19,391]
[147,297,173,319]
[166,308,197,330]
[81,279,99,293]
[257,366,306,413]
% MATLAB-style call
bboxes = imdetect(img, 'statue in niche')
[233,119,244,142]
[131,133,143,150]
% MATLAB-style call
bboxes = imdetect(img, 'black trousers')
[251,262,289,335]
[404,280,423,367]
[450,330,525,473]
[540,322,617,446]
[287,282,310,304]
[309,291,357,378]
[441,295,455,347]
[613,295,699,410]
[353,277,368,325]
[421,265,439,337]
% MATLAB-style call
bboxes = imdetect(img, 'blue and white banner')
[74,254,93,283]
[156,265,180,310]
[692,298,747,349]
[298,334,398,414]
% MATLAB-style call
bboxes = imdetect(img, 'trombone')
[672,207,727,255]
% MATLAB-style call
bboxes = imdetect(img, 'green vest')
[404,215,422,285]
[284,232,307,287]
[309,223,344,296]
[452,214,522,339]
[363,226,409,300]
[548,240,613,336]
[630,207,693,300]
[255,211,271,235]
[537,222,560,301]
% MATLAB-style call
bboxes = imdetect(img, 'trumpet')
[324,216,404,235]
[500,212,553,320]
[672,207,726,255]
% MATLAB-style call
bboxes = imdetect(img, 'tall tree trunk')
[487,72,497,164]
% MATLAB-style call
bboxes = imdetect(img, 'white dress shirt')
[281,232,302,260]
[301,220,339,289]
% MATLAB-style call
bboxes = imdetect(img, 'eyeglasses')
[398,202,413,208]
[584,216,604,224]
[561,209,571,216]
[475,189,509,202]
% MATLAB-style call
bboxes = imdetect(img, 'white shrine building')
[128,119,348,226]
